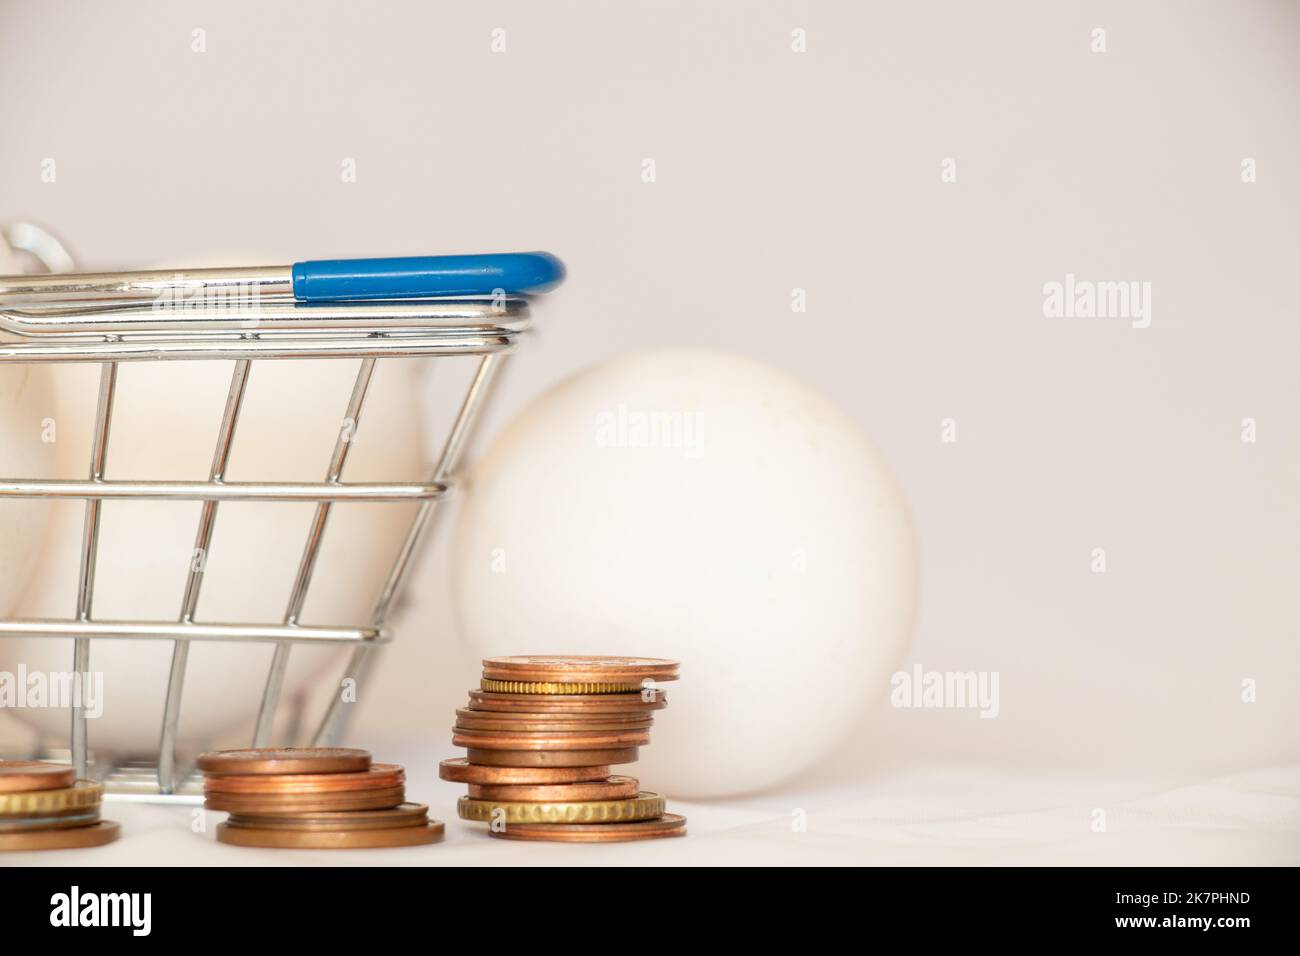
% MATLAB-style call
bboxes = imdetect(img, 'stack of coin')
[199,747,444,849]
[0,760,120,851]
[441,656,687,842]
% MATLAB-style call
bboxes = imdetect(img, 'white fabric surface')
[8,757,1297,866]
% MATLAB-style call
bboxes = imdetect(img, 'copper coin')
[467,775,639,803]
[203,764,404,795]
[226,803,429,832]
[488,813,687,843]
[197,747,371,775]
[0,820,121,851]
[204,786,405,815]
[439,758,611,785]
[453,729,650,751]
[0,809,100,833]
[217,820,444,849]
[466,747,638,768]
[482,655,680,684]
[0,761,77,794]
[468,689,667,713]
[455,709,654,732]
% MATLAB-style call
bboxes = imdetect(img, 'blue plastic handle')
[291,252,565,301]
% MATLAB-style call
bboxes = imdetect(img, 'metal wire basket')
[0,228,560,801]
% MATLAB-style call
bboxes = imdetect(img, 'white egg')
[0,304,433,755]
[451,348,918,797]
[0,235,59,619]
[0,365,58,618]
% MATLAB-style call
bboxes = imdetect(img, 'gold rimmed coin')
[453,729,651,751]
[204,786,405,815]
[456,716,652,733]
[225,803,429,832]
[216,820,444,849]
[467,775,639,803]
[0,780,101,816]
[0,809,100,833]
[439,758,611,785]
[0,802,103,821]
[468,689,667,713]
[0,820,120,851]
[482,655,680,684]
[458,791,665,824]
[0,761,77,794]
[454,709,654,733]
[488,813,687,843]
[465,747,638,768]
[196,747,371,776]
[480,679,646,695]
[203,764,404,795]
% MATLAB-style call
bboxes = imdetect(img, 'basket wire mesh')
[0,230,536,800]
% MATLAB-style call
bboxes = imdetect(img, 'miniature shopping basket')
[0,228,563,802]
